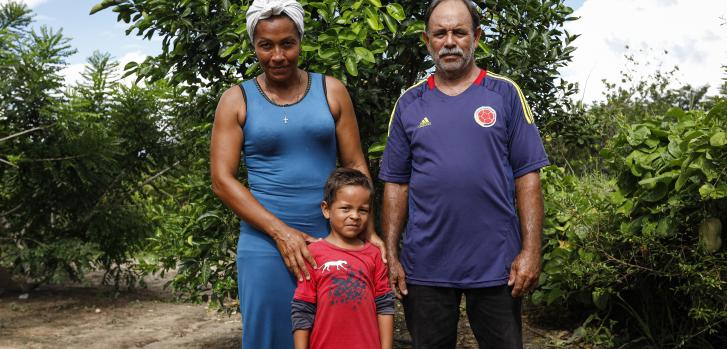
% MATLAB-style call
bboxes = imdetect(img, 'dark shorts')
[402,284,522,349]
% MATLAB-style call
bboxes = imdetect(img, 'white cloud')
[118,51,149,85]
[0,0,46,8]
[35,14,54,21]
[560,0,727,103]
[60,63,85,86]
[118,50,147,68]
[60,51,149,87]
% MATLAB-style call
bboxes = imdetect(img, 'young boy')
[291,168,394,349]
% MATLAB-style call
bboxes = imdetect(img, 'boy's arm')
[377,314,394,349]
[291,299,316,349]
[293,329,310,349]
[291,261,317,349]
[374,248,395,349]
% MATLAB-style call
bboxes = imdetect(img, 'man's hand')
[273,227,320,281]
[507,249,541,297]
[511,172,544,298]
[387,257,408,299]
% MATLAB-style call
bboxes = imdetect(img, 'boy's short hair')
[323,168,373,205]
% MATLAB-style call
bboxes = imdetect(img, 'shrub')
[537,102,727,347]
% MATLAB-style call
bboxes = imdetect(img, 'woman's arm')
[325,76,386,261]
[210,85,319,280]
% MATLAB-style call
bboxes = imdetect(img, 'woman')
[210,1,382,348]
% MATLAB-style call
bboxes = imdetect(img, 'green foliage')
[537,103,727,347]
[92,0,577,153]
[140,122,240,311]
[477,0,579,133]
[547,53,717,175]
[536,166,617,309]
[0,2,179,289]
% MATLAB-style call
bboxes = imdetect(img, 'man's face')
[424,0,481,76]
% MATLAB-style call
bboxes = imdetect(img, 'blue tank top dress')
[236,72,336,349]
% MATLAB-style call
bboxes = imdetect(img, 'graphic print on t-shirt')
[321,259,348,272]
[329,268,368,310]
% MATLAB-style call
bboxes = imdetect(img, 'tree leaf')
[89,0,123,15]
[219,45,237,58]
[627,125,651,146]
[344,55,358,76]
[382,13,397,33]
[337,30,357,41]
[385,3,405,21]
[317,47,339,60]
[367,0,382,8]
[709,131,726,147]
[354,46,375,63]
[364,7,383,31]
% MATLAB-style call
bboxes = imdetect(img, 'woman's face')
[253,16,301,83]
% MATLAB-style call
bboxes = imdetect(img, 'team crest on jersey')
[474,106,497,127]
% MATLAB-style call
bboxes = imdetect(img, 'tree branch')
[0,158,18,168]
[0,124,55,143]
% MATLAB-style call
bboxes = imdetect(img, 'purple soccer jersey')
[379,70,550,288]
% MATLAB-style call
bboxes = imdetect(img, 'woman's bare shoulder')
[217,84,247,126]
[323,75,347,96]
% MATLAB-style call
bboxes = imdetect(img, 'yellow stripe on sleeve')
[387,79,428,136]
[488,72,534,125]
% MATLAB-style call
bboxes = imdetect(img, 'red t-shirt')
[294,240,391,349]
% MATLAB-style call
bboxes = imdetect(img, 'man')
[378,0,549,348]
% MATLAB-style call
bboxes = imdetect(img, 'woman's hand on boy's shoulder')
[273,226,321,281]
[365,232,388,264]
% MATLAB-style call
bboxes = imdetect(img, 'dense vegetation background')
[1,0,725,347]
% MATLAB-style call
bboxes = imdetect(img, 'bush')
[537,102,727,348]
[0,3,176,289]
[139,123,240,311]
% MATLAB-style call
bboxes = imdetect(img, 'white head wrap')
[246,0,305,42]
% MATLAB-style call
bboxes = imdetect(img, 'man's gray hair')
[424,0,482,34]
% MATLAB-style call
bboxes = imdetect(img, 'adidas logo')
[418,117,431,128]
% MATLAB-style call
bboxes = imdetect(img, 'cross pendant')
[283,114,289,124]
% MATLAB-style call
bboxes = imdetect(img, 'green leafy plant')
[537,102,727,347]
[0,2,179,289]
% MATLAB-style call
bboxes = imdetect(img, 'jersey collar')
[427,69,487,90]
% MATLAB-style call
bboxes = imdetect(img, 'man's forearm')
[514,172,544,253]
[381,182,409,258]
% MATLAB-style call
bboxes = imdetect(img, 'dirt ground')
[0,272,563,349]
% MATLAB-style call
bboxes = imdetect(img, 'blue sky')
[19,0,159,65]
[4,0,725,103]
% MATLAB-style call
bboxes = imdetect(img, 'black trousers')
[402,284,522,349]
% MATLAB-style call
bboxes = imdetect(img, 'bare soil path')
[0,273,563,349]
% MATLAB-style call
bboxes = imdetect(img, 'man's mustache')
[438,47,464,57]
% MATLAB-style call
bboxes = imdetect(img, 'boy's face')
[321,185,371,241]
